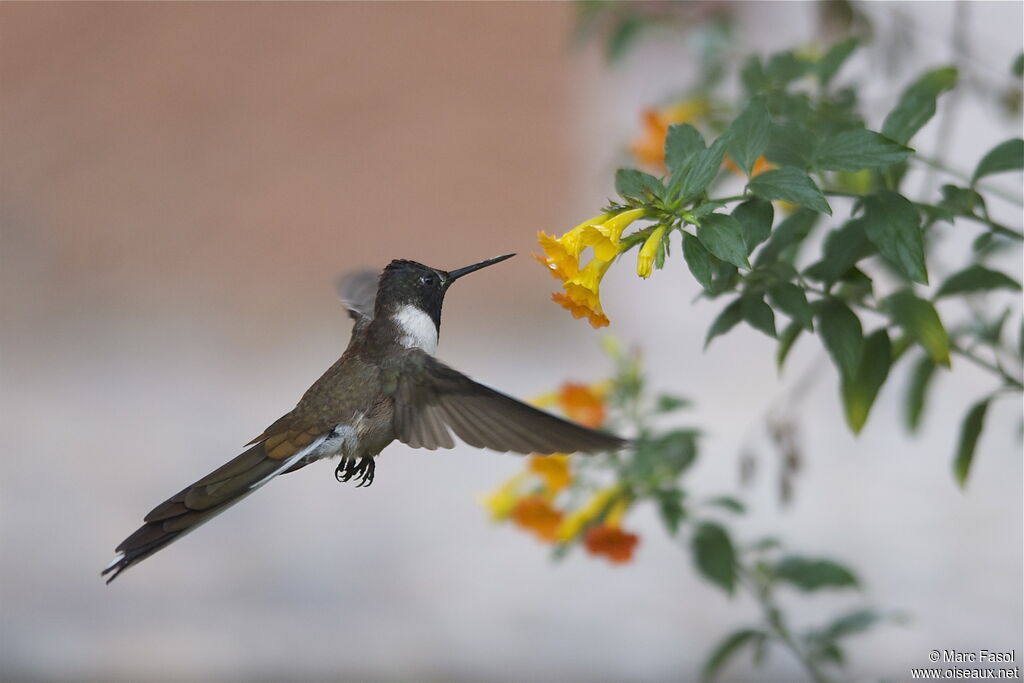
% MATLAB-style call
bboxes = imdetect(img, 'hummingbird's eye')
[420,274,437,287]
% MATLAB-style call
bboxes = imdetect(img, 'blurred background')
[1,2,1020,681]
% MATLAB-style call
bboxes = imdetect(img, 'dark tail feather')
[102,442,304,584]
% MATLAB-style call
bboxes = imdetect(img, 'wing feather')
[392,351,627,454]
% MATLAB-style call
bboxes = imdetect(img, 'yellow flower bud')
[636,225,667,279]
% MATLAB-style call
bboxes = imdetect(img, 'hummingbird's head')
[375,254,515,352]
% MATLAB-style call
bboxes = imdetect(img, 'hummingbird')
[102,254,626,583]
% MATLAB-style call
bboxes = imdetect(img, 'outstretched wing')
[335,268,379,327]
[392,351,627,454]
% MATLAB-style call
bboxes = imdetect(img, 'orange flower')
[583,524,640,564]
[552,291,609,328]
[557,383,607,428]
[512,496,563,542]
[631,98,711,170]
[723,154,774,178]
[528,454,572,493]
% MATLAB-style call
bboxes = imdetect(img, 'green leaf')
[940,183,986,216]
[747,168,832,215]
[953,398,991,488]
[701,629,763,683]
[884,290,950,366]
[755,208,820,266]
[681,136,729,200]
[692,522,736,595]
[665,124,706,176]
[742,296,776,338]
[881,66,958,145]
[935,265,1022,299]
[697,213,750,269]
[776,322,803,371]
[904,354,937,433]
[1014,52,1024,77]
[771,556,859,591]
[841,329,892,433]
[615,168,664,202]
[655,394,692,413]
[726,99,771,176]
[817,38,859,87]
[972,138,1024,184]
[683,232,718,291]
[764,122,816,169]
[765,50,812,85]
[705,298,743,348]
[705,496,746,514]
[818,298,864,379]
[814,129,912,171]
[803,219,874,286]
[655,489,685,536]
[768,282,813,330]
[731,198,774,252]
[862,190,928,284]
[822,609,883,641]
[606,14,641,62]
[633,430,698,479]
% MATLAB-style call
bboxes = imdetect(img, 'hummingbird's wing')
[392,351,627,454]
[102,421,325,583]
[336,269,379,322]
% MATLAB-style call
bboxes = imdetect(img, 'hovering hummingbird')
[103,254,627,583]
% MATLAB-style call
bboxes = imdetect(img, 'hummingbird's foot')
[334,457,375,487]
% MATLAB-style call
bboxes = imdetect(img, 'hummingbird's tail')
[102,438,318,584]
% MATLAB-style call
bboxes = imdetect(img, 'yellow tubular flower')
[556,485,624,542]
[579,208,647,261]
[535,213,610,282]
[604,499,631,528]
[636,225,667,279]
[478,473,528,521]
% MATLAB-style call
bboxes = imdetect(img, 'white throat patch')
[393,305,439,354]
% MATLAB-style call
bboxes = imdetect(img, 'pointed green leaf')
[705,298,743,348]
[731,198,774,253]
[822,609,884,641]
[755,208,820,266]
[803,219,875,286]
[884,290,950,366]
[776,322,803,371]
[665,123,706,176]
[692,522,736,595]
[742,296,776,338]
[615,168,664,202]
[683,232,717,291]
[697,213,750,269]
[701,629,763,683]
[771,556,859,591]
[705,496,746,514]
[747,168,832,215]
[882,66,958,145]
[726,99,771,176]
[655,489,685,535]
[681,136,729,200]
[904,354,937,432]
[862,190,928,284]
[765,122,817,169]
[953,398,991,488]
[841,329,892,433]
[972,138,1024,184]
[768,282,813,330]
[935,265,1022,299]
[818,298,864,379]
[817,38,859,87]
[815,129,912,171]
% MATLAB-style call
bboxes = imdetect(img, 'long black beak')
[444,253,515,286]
